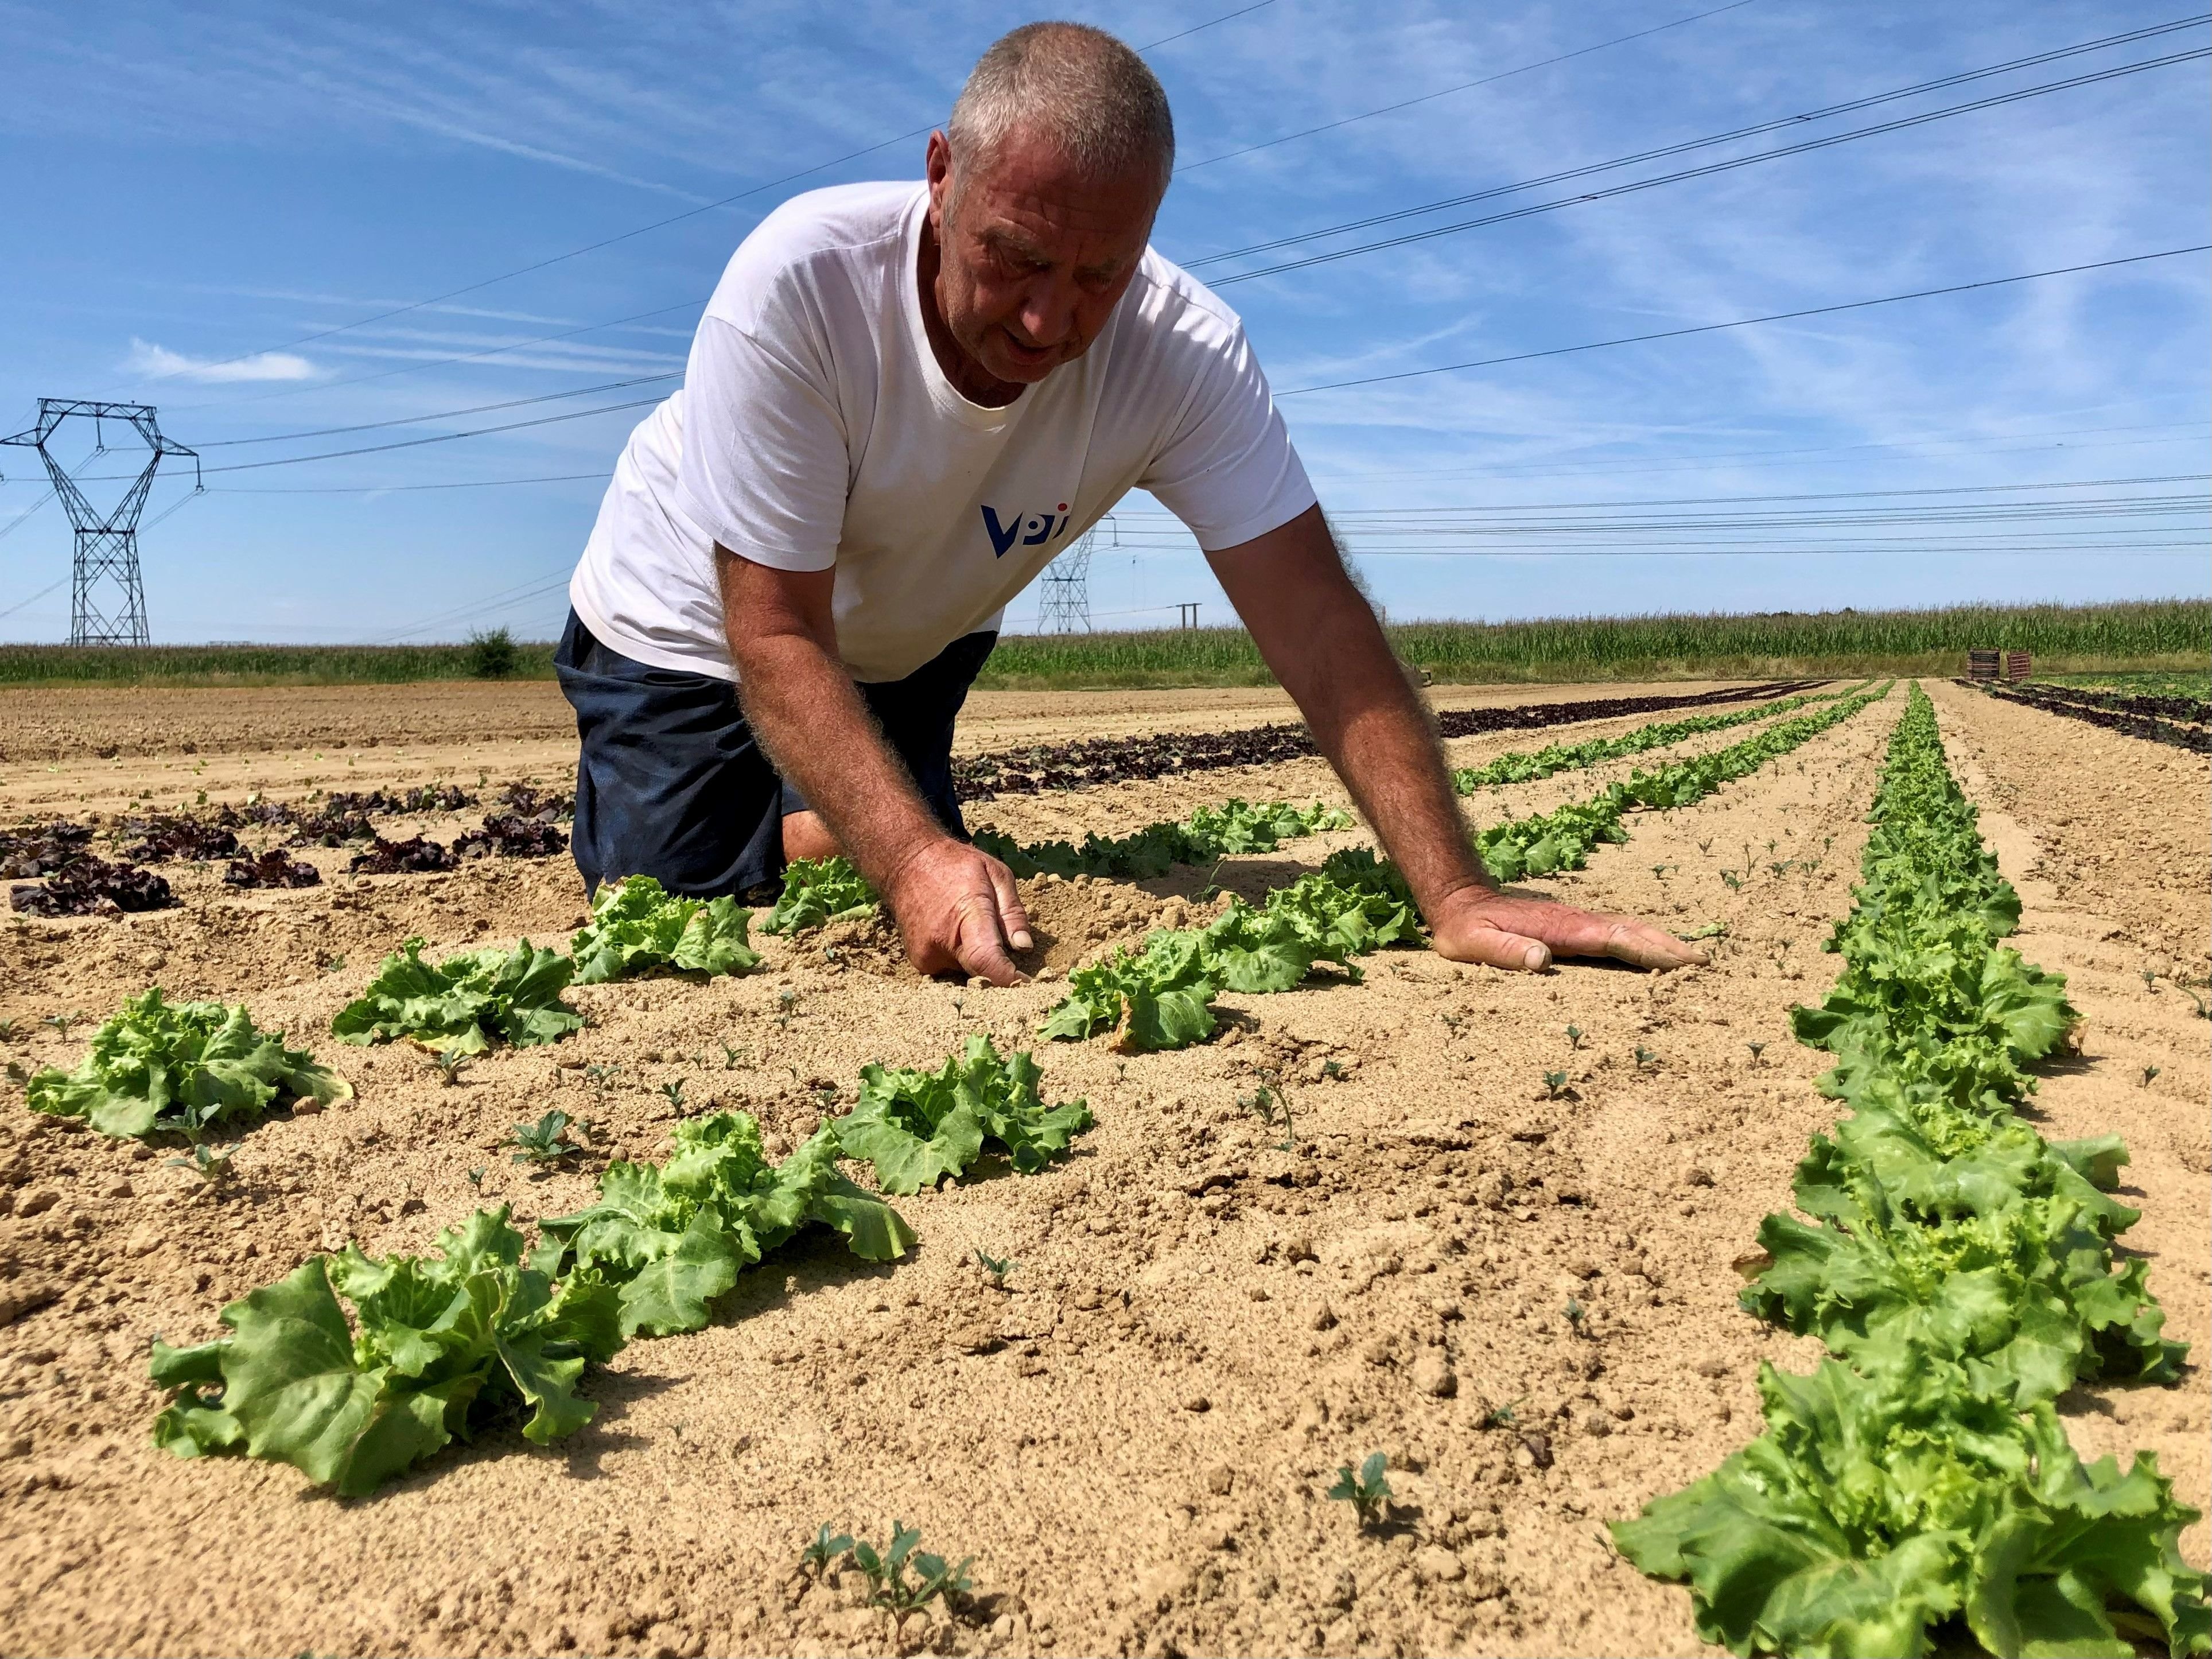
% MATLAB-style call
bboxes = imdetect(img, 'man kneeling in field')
[558,21,1699,986]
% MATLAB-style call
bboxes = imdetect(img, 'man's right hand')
[882,836,1034,986]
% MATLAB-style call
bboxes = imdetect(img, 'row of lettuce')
[146,1035,1090,1495]
[1037,682,1892,1051]
[1612,686,2207,1658]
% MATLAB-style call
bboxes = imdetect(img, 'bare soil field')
[0,678,2202,1658]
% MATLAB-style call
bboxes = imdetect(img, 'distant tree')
[466,627,518,679]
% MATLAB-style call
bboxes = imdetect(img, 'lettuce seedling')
[759,857,878,935]
[149,1207,623,1496]
[800,1523,854,1574]
[28,988,351,1140]
[836,1036,1093,1194]
[506,1110,582,1165]
[567,875,759,984]
[332,937,582,1055]
[540,1112,913,1339]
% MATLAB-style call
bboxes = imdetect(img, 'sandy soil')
[0,679,2203,1659]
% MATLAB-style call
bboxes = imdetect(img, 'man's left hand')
[1429,884,1708,973]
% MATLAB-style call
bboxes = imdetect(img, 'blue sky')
[1,0,2205,644]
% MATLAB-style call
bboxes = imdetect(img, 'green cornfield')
[0,599,2202,689]
[977,599,2212,689]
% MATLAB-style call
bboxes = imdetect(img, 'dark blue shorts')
[553,610,994,899]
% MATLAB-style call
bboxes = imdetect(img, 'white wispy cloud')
[120,338,320,383]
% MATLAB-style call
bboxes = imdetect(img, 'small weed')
[43,1011,88,1039]
[1564,1024,1585,1051]
[800,1522,854,1575]
[1325,1451,1392,1529]
[659,1079,688,1113]
[318,952,347,973]
[0,1018,16,1043]
[1634,1046,1658,1072]
[975,1250,1016,1289]
[1650,863,1673,883]
[1479,1396,1526,1431]
[2140,969,2159,993]
[1543,1069,1571,1099]
[2182,985,2210,1020]
[1565,1297,1586,1334]
[425,1050,471,1087]
[582,1063,621,1101]
[504,1110,583,1165]
[2141,1064,2161,1088]
[1238,1083,1295,1152]
[847,1523,973,1633]
[168,1141,234,1188]
[465,1167,485,1190]
[1719,871,1745,893]
[1746,1040,1766,1063]
[721,1042,749,1070]
[1696,839,1713,856]
[1319,1058,1347,1081]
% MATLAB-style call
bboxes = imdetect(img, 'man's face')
[925,126,1160,386]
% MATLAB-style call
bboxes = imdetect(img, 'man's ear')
[924,130,955,224]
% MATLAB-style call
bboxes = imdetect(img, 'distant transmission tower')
[1036,524,1102,634]
[1,399,199,645]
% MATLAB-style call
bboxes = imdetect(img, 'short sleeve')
[1136,318,1316,551]
[674,313,848,572]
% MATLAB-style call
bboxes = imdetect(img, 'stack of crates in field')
[1968,650,2001,681]
[2007,650,2032,681]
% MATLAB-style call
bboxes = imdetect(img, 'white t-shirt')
[569,181,1315,684]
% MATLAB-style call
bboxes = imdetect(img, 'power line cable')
[122,2,1281,394]
[1211,47,2210,285]
[191,373,681,446]
[193,396,667,476]
[1276,245,2212,396]
[1176,0,1771,173]
[1193,15,2207,266]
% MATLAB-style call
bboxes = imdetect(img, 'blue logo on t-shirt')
[981,503,1074,559]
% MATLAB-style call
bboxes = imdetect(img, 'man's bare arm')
[1207,506,1702,972]
[716,549,1032,984]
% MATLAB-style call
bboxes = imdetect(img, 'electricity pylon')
[1,399,199,646]
[1037,524,1101,634]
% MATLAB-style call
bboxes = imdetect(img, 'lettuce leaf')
[28,988,350,1139]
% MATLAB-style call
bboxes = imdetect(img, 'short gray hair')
[948,22,1175,194]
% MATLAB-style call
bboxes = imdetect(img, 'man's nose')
[1019,276,1080,347]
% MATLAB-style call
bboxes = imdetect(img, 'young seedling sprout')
[659,1078,688,1113]
[466,1167,485,1191]
[800,1524,854,1576]
[847,1523,973,1635]
[1318,1058,1347,1081]
[2141,969,2160,993]
[504,1110,584,1165]
[1238,1083,1294,1152]
[43,1011,87,1040]
[1565,1024,1585,1051]
[1746,1040,1766,1064]
[0,1018,15,1043]
[721,1042,749,1070]
[424,1049,471,1087]
[168,1141,234,1190]
[1565,1296,1586,1334]
[975,1250,1016,1289]
[1325,1451,1391,1529]
[1720,870,1745,893]
[583,1063,621,1103]
[1651,863,1673,884]
[2141,1064,2161,1088]
[2184,985,2211,1020]
[1544,1069,1571,1099]
[1634,1046,1658,1072]
[1479,1396,1525,1431]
